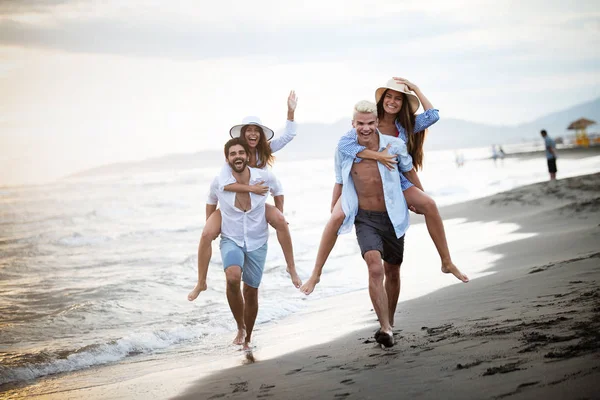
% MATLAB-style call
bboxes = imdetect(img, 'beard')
[228,157,248,173]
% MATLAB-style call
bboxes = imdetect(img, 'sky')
[1,0,599,186]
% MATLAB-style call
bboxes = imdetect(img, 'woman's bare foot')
[441,262,469,283]
[300,276,320,295]
[286,266,302,288]
[233,328,246,345]
[187,282,207,301]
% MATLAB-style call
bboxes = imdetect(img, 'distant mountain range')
[70,97,599,178]
[429,96,600,150]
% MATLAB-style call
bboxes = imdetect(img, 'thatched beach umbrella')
[567,118,596,130]
[567,118,596,147]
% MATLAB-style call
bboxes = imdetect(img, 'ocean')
[1,144,600,389]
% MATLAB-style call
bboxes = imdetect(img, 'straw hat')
[375,79,420,114]
[229,116,274,141]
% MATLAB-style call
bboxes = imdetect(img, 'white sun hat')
[229,116,275,141]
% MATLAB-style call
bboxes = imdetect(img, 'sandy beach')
[170,173,600,400]
[4,172,600,400]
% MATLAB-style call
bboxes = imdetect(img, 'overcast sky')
[1,0,599,185]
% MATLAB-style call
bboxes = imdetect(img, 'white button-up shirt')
[207,167,284,251]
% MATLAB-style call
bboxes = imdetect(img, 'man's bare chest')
[351,160,382,186]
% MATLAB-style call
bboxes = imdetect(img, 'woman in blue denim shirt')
[301,78,468,297]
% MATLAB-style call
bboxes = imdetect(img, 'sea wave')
[56,233,112,247]
[0,324,209,386]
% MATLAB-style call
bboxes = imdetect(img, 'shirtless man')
[329,100,414,347]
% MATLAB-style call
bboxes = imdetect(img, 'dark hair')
[240,125,275,167]
[540,129,547,136]
[377,90,426,171]
[224,137,250,159]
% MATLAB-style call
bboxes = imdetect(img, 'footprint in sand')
[422,324,453,335]
[230,381,249,393]
[456,360,483,370]
[483,362,524,376]
[285,368,302,375]
[496,381,541,398]
[260,384,275,390]
[257,383,276,398]
[340,379,354,385]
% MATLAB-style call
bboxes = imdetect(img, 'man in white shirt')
[189,138,284,351]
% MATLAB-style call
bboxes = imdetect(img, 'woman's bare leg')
[188,210,222,301]
[265,204,302,288]
[403,187,469,283]
[300,198,345,295]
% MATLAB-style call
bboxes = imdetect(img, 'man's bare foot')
[233,328,246,345]
[187,282,207,301]
[300,276,320,295]
[286,266,302,288]
[441,262,469,283]
[243,344,255,362]
[375,329,394,348]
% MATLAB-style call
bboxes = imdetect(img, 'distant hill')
[281,96,600,157]
[69,97,600,177]
[425,97,600,150]
[67,150,226,178]
[517,97,600,137]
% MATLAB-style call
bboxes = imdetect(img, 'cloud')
[0,0,599,185]
[0,13,468,61]
[0,0,597,69]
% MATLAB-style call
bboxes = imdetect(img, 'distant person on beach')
[541,129,558,180]
[491,145,499,166]
[188,91,301,302]
[319,100,412,347]
[455,151,464,168]
[301,77,468,298]
[191,138,282,351]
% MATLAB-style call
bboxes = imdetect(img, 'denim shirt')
[335,131,410,238]
[337,109,439,191]
[544,136,557,160]
[337,109,439,162]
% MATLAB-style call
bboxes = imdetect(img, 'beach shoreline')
[3,172,600,400]
[171,173,600,400]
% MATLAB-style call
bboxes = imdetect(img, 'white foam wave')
[0,325,205,385]
[57,233,112,247]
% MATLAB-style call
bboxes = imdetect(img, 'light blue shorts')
[219,237,268,288]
